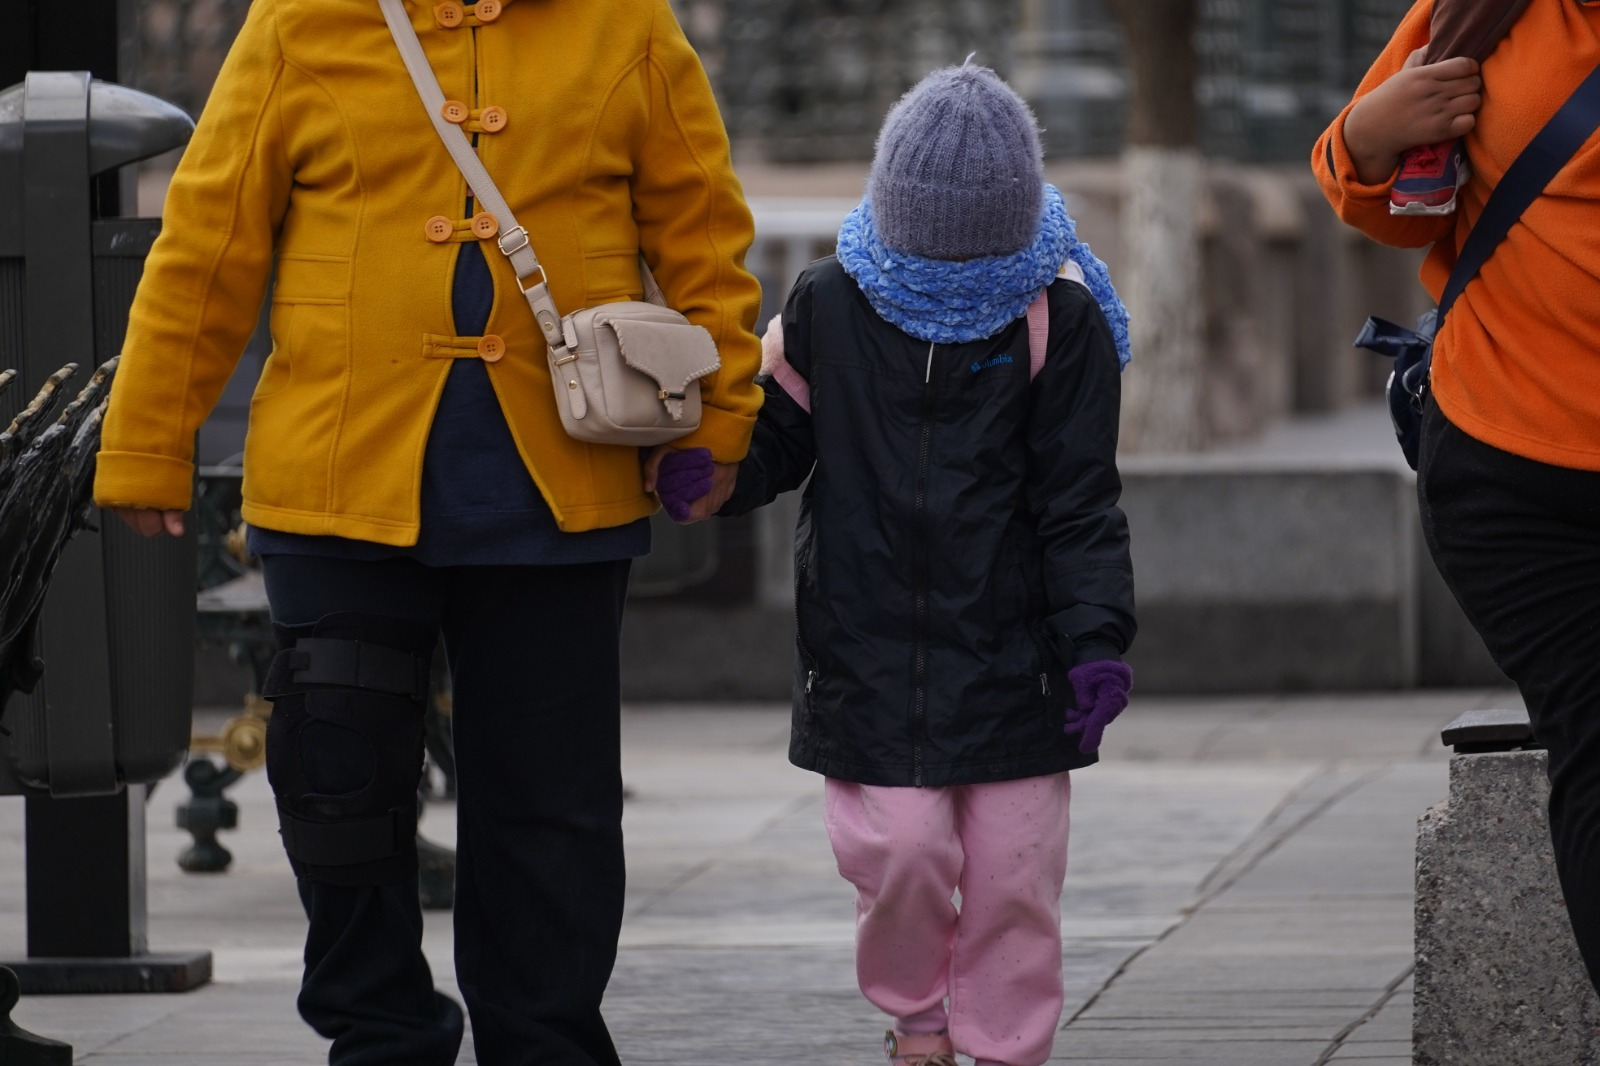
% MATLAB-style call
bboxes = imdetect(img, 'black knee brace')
[262,612,436,886]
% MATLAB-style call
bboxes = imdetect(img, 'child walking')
[651,63,1137,1065]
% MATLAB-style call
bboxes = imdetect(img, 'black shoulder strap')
[1439,61,1600,320]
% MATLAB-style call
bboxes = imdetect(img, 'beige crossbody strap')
[380,0,667,352]
[378,0,568,351]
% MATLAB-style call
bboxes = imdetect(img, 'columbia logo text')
[971,354,1014,373]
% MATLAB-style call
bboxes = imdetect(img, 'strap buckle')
[263,638,430,702]
[497,225,530,257]
[516,264,551,295]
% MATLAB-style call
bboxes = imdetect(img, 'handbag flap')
[606,318,721,398]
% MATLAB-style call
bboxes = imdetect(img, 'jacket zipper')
[795,559,817,698]
[1021,576,1050,696]
[912,341,936,784]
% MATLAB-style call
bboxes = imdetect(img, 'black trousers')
[1417,397,1600,993]
[262,554,632,1066]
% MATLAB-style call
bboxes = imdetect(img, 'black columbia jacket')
[722,257,1135,787]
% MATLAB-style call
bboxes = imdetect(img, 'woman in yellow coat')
[94,0,763,1061]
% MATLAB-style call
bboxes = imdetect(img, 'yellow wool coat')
[94,0,763,541]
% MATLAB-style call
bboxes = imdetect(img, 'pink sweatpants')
[823,773,1072,1066]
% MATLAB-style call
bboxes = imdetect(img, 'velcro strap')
[277,805,414,868]
[261,638,429,701]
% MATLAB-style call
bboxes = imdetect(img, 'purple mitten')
[655,447,714,522]
[1064,660,1132,754]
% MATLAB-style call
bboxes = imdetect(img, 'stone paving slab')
[1,692,1514,1064]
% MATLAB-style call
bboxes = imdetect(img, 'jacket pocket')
[1018,568,1052,700]
[793,512,824,718]
[260,254,352,405]
[254,308,294,403]
[795,558,820,705]
[273,252,352,304]
[584,250,644,304]
[258,301,348,405]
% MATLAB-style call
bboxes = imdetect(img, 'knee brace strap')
[264,612,436,887]
[278,803,415,869]
[263,637,430,702]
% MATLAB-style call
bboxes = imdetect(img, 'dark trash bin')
[0,71,196,797]
[0,71,210,1002]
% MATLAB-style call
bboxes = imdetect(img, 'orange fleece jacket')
[1313,0,1600,470]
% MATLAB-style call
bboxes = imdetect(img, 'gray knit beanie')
[867,63,1045,261]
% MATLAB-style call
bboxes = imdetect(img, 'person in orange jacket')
[1314,0,1600,997]
[94,0,762,1062]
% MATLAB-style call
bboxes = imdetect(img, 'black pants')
[262,554,632,1066]
[1417,397,1600,993]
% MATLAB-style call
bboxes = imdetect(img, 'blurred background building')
[125,0,1412,165]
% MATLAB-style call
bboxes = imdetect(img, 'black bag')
[1354,60,1600,470]
[1353,311,1436,469]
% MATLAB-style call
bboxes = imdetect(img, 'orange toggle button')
[424,215,454,243]
[478,335,506,362]
[441,100,469,125]
[471,213,500,240]
[474,0,503,22]
[435,2,465,27]
[479,105,508,133]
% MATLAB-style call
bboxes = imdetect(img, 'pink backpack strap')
[760,315,811,413]
[1027,289,1049,381]
[763,297,1048,409]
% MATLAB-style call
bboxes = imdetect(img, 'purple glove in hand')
[655,447,715,522]
[1064,660,1132,754]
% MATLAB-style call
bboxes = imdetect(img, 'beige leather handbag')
[381,0,720,446]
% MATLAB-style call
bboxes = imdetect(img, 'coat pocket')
[261,254,353,405]
[583,250,645,303]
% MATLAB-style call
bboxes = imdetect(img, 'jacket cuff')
[1323,109,1398,205]
[93,451,195,511]
[667,405,757,464]
[1070,641,1123,668]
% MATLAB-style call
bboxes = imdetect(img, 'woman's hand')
[113,508,186,538]
[1344,48,1482,185]
[643,445,738,522]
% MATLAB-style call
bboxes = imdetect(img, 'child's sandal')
[884,1030,956,1066]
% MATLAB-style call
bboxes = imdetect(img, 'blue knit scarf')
[836,184,1131,369]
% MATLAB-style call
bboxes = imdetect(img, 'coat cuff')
[666,405,757,464]
[1322,109,1398,206]
[1070,641,1123,667]
[93,451,195,511]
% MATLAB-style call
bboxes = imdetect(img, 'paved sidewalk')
[1,689,1516,1064]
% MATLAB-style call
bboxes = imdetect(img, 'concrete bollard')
[1414,710,1600,1064]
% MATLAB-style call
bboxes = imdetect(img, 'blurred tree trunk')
[1106,0,1207,452]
